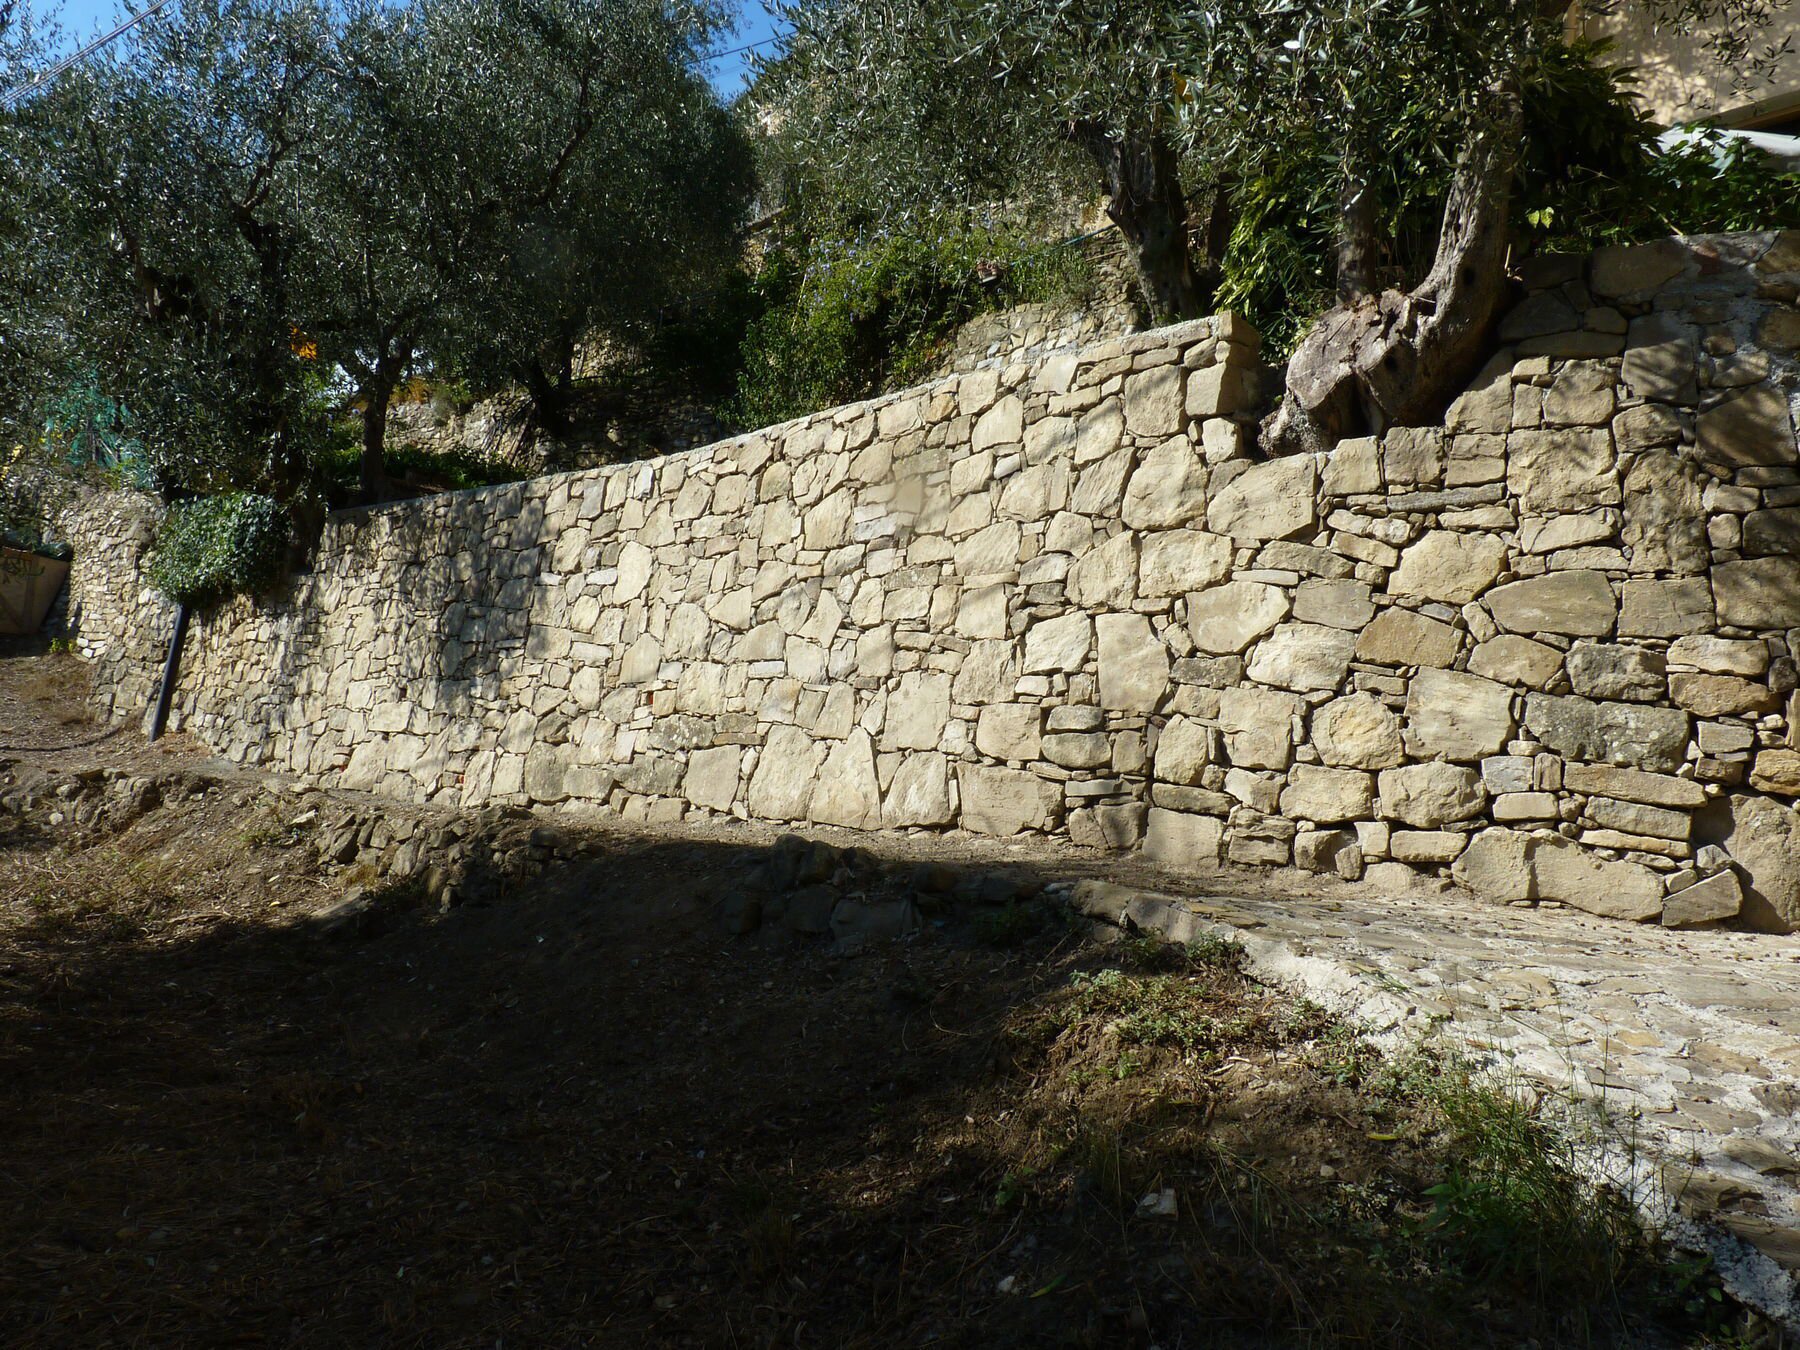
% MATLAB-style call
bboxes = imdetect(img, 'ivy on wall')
[147,493,290,607]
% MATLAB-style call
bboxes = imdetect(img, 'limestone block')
[1187,580,1291,655]
[1312,693,1405,770]
[1622,453,1707,575]
[956,585,1008,640]
[1390,831,1468,864]
[1153,715,1215,784]
[1323,438,1382,495]
[1585,795,1689,841]
[1743,508,1800,557]
[1620,312,1699,404]
[1042,731,1110,769]
[1139,529,1233,598]
[1355,607,1461,668]
[1122,365,1185,438]
[615,541,654,600]
[1185,364,1244,418]
[1446,353,1514,434]
[1696,384,1797,476]
[1292,579,1374,631]
[747,724,822,820]
[1531,835,1663,922]
[1751,749,1800,795]
[1065,449,1132,521]
[957,764,1062,837]
[1712,558,1800,631]
[803,490,853,550]
[1069,803,1147,851]
[876,753,952,827]
[1383,427,1445,485]
[1143,808,1224,867]
[1485,571,1617,637]
[1466,635,1565,691]
[1122,438,1211,530]
[976,704,1044,762]
[1522,693,1689,773]
[1068,531,1139,609]
[684,745,742,811]
[954,521,1022,579]
[1226,809,1296,865]
[1669,672,1778,717]
[1097,612,1170,713]
[1388,531,1508,605]
[999,461,1072,520]
[1613,403,1685,452]
[1541,361,1616,426]
[1075,401,1125,464]
[621,632,663,683]
[809,729,882,829]
[972,395,1024,452]
[1518,513,1614,555]
[1453,828,1536,902]
[1377,763,1486,828]
[1619,578,1715,638]
[886,672,952,750]
[1403,668,1515,761]
[1245,622,1356,693]
[1216,686,1304,770]
[1562,762,1707,809]
[1721,795,1800,932]
[1280,764,1375,823]
[1507,429,1619,513]
[1590,239,1687,295]
[1566,644,1667,702]
[1662,870,1743,929]
[953,639,1022,704]
[1295,829,1363,879]
[1206,456,1317,541]
[1023,613,1094,673]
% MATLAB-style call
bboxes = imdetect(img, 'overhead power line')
[698,33,783,65]
[1,0,179,107]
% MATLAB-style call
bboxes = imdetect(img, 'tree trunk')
[358,354,405,504]
[1336,171,1381,304]
[1263,92,1525,458]
[1069,123,1210,326]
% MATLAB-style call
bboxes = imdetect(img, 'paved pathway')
[1065,873,1800,1324]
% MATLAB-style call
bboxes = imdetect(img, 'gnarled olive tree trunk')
[1067,122,1227,326]
[1262,91,1525,458]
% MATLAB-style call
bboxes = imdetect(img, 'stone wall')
[62,231,1800,933]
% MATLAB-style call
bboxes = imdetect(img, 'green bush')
[728,223,1093,430]
[148,492,290,606]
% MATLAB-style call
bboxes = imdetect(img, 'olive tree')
[424,0,755,447]
[768,0,1786,454]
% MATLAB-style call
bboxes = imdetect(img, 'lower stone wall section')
[61,232,1800,934]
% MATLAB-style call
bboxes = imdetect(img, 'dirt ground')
[0,640,1774,1349]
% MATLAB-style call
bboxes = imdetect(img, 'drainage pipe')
[146,602,189,743]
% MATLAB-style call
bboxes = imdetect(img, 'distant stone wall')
[63,231,1800,933]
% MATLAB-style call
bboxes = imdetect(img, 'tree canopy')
[0,0,754,508]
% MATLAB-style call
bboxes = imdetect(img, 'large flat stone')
[1310,693,1405,770]
[1138,529,1233,597]
[1485,571,1617,637]
[1377,763,1486,828]
[1508,428,1619,512]
[1280,764,1375,823]
[1097,612,1170,713]
[1216,686,1303,770]
[1696,383,1797,476]
[1388,531,1508,605]
[1207,456,1317,541]
[1403,668,1515,761]
[1522,693,1689,772]
[1712,558,1800,631]
[1531,835,1663,922]
[956,764,1062,837]
[1187,580,1290,654]
[1244,622,1356,693]
[1619,578,1715,637]
[1355,606,1461,668]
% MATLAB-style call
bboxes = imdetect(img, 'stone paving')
[1066,870,1800,1322]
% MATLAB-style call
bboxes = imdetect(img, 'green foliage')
[1423,1071,1642,1302]
[729,223,1092,429]
[148,492,290,606]
[316,439,522,501]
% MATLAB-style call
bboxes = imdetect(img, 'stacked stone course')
[61,231,1800,932]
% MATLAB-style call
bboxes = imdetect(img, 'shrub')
[728,222,1093,430]
[148,492,290,606]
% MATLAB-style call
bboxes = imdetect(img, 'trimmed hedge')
[148,493,289,606]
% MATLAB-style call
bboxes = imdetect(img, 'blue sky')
[22,0,789,97]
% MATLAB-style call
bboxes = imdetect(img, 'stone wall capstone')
[60,231,1800,933]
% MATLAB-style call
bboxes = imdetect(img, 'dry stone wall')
[62,231,1800,933]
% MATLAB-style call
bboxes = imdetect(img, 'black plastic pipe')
[146,601,189,743]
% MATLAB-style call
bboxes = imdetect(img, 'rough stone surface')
[1388,531,1508,605]
[1207,456,1317,541]
[1486,571,1617,637]
[1403,669,1515,762]
[1378,763,1486,828]
[1311,694,1405,770]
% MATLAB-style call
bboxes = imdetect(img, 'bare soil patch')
[0,646,1766,1348]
